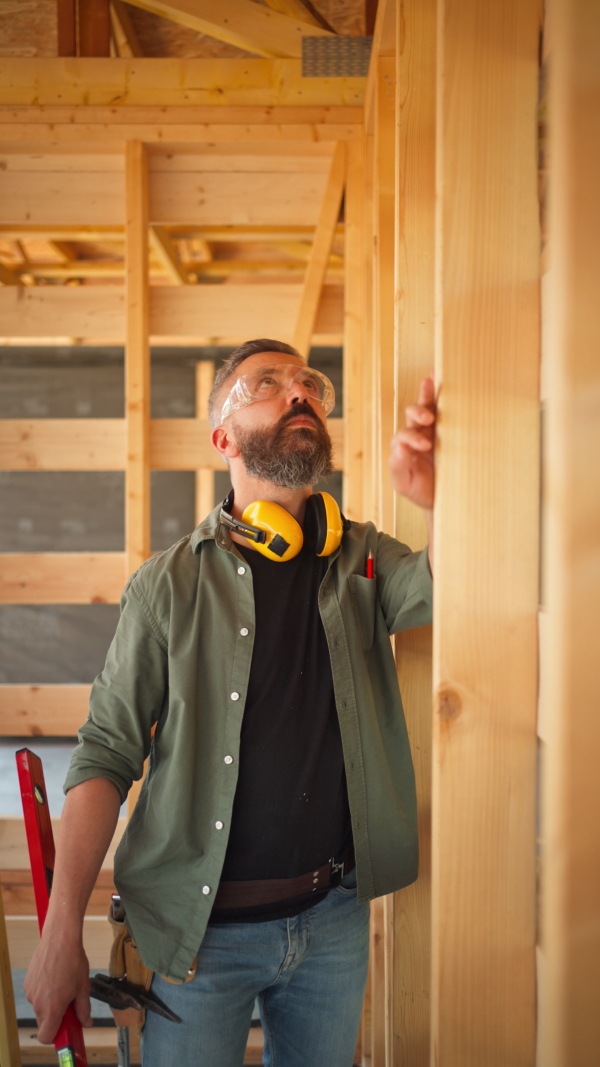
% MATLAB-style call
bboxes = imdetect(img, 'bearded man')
[24,338,435,1067]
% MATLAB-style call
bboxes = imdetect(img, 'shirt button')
[230,692,240,701]
[215,820,224,830]
[237,566,246,575]
[202,885,211,896]
[240,627,249,637]
[224,755,233,765]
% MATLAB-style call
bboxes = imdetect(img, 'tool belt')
[213,848,355,910]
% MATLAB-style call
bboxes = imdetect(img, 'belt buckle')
[330,858,345,884]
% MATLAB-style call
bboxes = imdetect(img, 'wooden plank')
[110,0,144,58]
[57,0,77,57]
[0,105,363,126]
[0,59,365,108]
[0,172,124,225]
[6,915,112,969]
[0,553,126,605]
[0,817,125,871]
[195,362,215,525]
[342,138,365,521]
[0,261,21,285]
[370,896,386,1067]
[1,869,115,917]
[0,420,126,471]
[122,0,332,58]
[364,0,395,135]
[149,226,190,285]
[149,170,330,226]
[262,0,333,31]
[292,142,346,358]
[78,0,111,56]
[372,56,396,537]
[539,0,600,1064]
[0,886,21,1067]
[151,417,344,471]
[0,685,91,736]
[125,142,150,579]
[390,1,436,1063]
[431,0,541,1063]
[0,284,343,342]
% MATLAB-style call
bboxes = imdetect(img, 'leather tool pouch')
[108,906,198,1031]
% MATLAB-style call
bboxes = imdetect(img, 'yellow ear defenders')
[219,492,347,563]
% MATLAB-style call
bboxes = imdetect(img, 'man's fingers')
[392,429,433,453]
[418,376,435,407]
[74,988,93,1028]
[36,1010,64,1045]
[405,403,435,428]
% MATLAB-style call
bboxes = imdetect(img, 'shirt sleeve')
[375,532,433,635]
[63,576,168,803]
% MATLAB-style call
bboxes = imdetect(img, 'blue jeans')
[142,868,370,1067]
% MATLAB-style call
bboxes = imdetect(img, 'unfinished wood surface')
[149,226,189,285]
[195,361,216,525]
[149,170,329,226]
[372,56,396,537]
[151,417,344,471]
[57,0,77,56]
[0,553,126,605]
[78,0,111,56]
[0,58,365,108]
[0,284,343,342]
[390,0,436,1062]
[342,138,365,522]
[292,142,346,358]
[0,172,124,226]
[111,0,144,58]
[125,142,150,579]
[0,685,91,736]
[432,0,541,1063]
[0,817,125,871]
[1,869,115,917]
[0,420,125,471]
[6,914,112,969]
[370,896,386,1067]
[540,0,600,1064]
[122,0,332,58]
[0,887,21,1067]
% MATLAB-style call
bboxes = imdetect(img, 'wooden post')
[432,0,541,1064]
[392,0,437,1061]
[125,141,150,819]
[78,0,111,56]
[195,361,215,525]
[0,887,21,1067]
[540,1,600,1064]
[57,0,77,56]
[343,138,365,522]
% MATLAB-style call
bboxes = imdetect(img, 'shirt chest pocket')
[348,574,377,651]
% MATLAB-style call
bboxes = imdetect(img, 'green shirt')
[65,504,432,981]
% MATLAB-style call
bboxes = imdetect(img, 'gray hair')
[207,338,303,428]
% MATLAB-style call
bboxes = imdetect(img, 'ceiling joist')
[121,0,333,58]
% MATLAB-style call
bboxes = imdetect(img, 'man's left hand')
[389,376,436,511]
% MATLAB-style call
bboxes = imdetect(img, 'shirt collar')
[190,502,232,554]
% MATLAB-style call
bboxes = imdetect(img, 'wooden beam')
[342,138,365,521]
[125,142,150,578]
[391,0,436,1063]
[0,888,20,1067]
[0,105,362,128]
[0,59,365,108]
[0,685,91,736]
[292,143,346,358]
[6,914,112,969]
[57,0,77,56]
[0,283,344,342]
[149,226,189,284]
[0,261,21,286]
[122,0,332,58]
[262,0,334,33]
[78,0,111,55]
[110,0,144,57]
[540,0,600,1064]
[150,418,344,471]
[0,817,125,871]
[431,0,541,1062]
[1,869,115,917]
[0,553,126,604]
[195,362,216,525]
[364,0,395,134]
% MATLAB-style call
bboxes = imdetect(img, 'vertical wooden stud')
[540,0,600,1064]
[195,361,215,525]
[0,887,21,1067]
[392,0,436,1063]
[432,0,541,1064]
[125,141,150,818]
[77,0,111,55]
[372,55,396,536]
[57,0,76,55]
[343,138,366,522]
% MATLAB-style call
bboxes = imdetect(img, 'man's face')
[219,352,334,489]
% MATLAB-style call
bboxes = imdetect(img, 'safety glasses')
[220,363,335,424]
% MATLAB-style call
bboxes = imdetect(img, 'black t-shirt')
[209,539,352,924]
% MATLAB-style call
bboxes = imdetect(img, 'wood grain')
[0,685,91,736]
[342,137,365,522]
[0,553,126,605]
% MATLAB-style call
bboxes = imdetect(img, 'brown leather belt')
[213,849,355,910]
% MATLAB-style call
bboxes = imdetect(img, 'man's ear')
[211,425,240,460]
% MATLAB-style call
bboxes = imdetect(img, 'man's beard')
[232,402,334,489]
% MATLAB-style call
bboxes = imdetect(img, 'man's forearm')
[45,777,122,934]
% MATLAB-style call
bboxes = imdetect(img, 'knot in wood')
[436,686,462,722]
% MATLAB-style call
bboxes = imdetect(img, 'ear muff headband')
[220,492,345,562]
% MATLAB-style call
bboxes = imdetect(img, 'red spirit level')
[16,747,88,1067]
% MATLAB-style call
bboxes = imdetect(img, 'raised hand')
[389,376,436,511]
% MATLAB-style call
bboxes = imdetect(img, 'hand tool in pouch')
[16,747,88,1067]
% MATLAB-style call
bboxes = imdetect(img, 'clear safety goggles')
[220,363,335,424]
